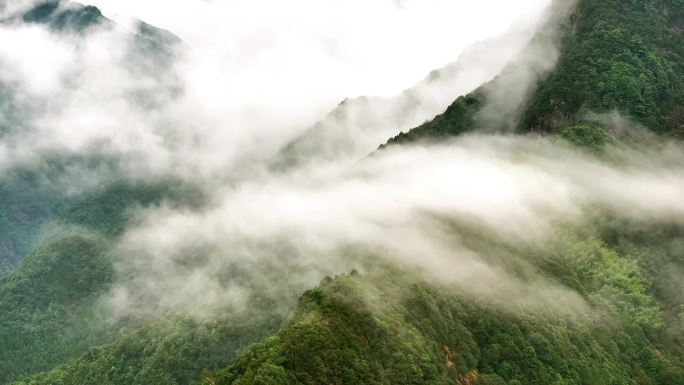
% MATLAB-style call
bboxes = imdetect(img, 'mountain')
[0,1,112,277]
[273,17,544,167]
[1,1,683,385]
[18,0,110,32]
[15,216,684,385]
[385,0,684,146]
[0,3,191,378]
[0,180,202,383]
[0,0,182,278]
[0,162,70,277]
[210,233,683,385]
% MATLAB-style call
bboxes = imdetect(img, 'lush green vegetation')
[0,175,285,385]
[0,233,114,384]
[521,0,684,134]
[382,92,485,146]
[1,1,683,385]
[554,123,615,153]
[0,181,197,384]
[207,218,683,385]
[13,313,283,385]
[386,0,684,146]
[6,213,682,385]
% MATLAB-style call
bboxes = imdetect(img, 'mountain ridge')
[0,1,682,385]
[385,0,684,147]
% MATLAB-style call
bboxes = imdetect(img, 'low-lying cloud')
[3,0,682,325]
[108,135,684,320]
[0,0,554,179]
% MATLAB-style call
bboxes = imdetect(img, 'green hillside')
[0,181,198,383]
[11,212,684,385]
[521,0,684,134]
[0,0,683,384]
[386,0,684,146]
[13,313,283,385]
[0,163,69,277]
[212,1,684,383]
[0,0,182,276]
[205,217,683,385]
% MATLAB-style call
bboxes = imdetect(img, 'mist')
[0,0,554,178]
[2,0,682,325]
[107,134,684,320]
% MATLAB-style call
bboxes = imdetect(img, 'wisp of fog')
[1,0,683,323]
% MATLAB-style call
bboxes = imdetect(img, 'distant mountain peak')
[20,0,110,33]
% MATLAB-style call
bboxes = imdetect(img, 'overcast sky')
[87,0,553,100]
[0,0,560,179]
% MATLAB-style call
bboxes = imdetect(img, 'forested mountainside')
[386,0,684,145]
[0,1,110,277]
[0,0,181,277]
[206,219,684,385]
[0,162,69,277]
[1,0,683,385]
[0,180,198,383]
[16,215,684,385]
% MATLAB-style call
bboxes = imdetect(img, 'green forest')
[0,0,683,384]
[387,0,684,145]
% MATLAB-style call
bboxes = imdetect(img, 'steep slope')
[206,213,684,385]
[0,0,182,276]
[521,0,684,134]
[273,18,542,167]
[2,1,683,385]
[210,218,684,385]
[208,1,684,384]
[0,181,195,384]
[386,0,684,146]
[15,212,684,385]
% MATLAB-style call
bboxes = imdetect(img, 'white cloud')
[88,0,552,98]
[0,25,75,95]
[13,0,679,323]
[0,0,558,179]
[108,135,684,319]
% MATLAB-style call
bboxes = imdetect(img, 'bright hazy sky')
[87,0,553,98]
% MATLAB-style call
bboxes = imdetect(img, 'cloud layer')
[4,1,682,324]
[0,0,554,179]
[108,135,684,319]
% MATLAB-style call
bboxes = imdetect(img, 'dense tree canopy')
[386,0,684,146]
[1,1,683,385]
